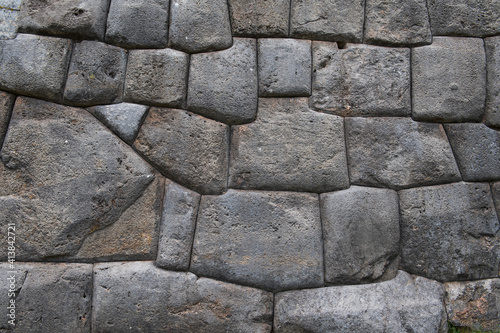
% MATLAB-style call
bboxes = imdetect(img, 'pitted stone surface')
[228,0,289,37]
[311,42,410,117]
[188,38,258,124]
[320,186,400,285]
[345,117,461,190]
[0,8,19,40]
[412,37,486,122]
[190,190,324,292]
[399,182,500,282]
[93,262,273,332]
[486,37,500,128]
[0,91,14,148]
[274,271,447,333]
[229,98,349,193]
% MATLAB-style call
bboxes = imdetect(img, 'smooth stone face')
[0,34,72,102]
[345,117,461,190]
[321,186,400,285]
[229,98,349,193]
[274,271,447,333]
[0,8,19,40]
[412,37,486,122]
[0,91,15,148]
[485,37,500,128]
[311,42,410,116]
[190,190,324,292]
[228,0,289,37]
[133,107,229,195]
[399,182,500,282]
[93,262,273,333]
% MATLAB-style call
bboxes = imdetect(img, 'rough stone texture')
[258,39,311,97]
[274,271,447,333]
[18,0,109,40]
[445,279,500,332]
[345,117,461,190]
[64,40,127,107]
[230,98,349,193]
[493,182,500,221]
[87,103,149,145]
[0,34,72,102]
[168,0,232,53]
[0,262,92,332]
[485,37,500,128]
[156,180,200,271]
[445,123,500,182]
[320,186,400,285]
[93,262,273,332]
[133,107,228,195]
[0,91,15,148]
[190,190,324,292]
[399,182,500,282]
[124,48,188,108]
[228,0,289,37]
[364,0,432,47]
[105,0,169,49]
[412,37,486,122]
[187,38,258,124]
[290,0,365,42]
[0,8,19,40]
[311,42,410,117]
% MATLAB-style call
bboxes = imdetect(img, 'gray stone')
[187,38,258,124]
[18,0,109,40]
[228,0,289,37]
[64,40,127,107]
[0,8,19,40]
[320,186,400,285]
[124,48,188,108]
[229,98,349,192]
[133,107,229,195]
[258,39,311,97]
[93,262,273,333]
[156,180,200,271]
[290,0,365,42]
[0,91,15,148]
[0,34,72,102]
[364,0,432,47]
[0,0,22,10]
[274,271,447,333]
[345,117,461,190]
[493,182,500,221]
[311,42,411,117]
[87,103,149,145]
[168,0,232,53]
[190,190,324,292]
[485,37,500,128]
[412,37,486,122]
[399,182,500,282]
[105,0,169,49]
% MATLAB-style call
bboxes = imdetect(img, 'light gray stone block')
[228,0,289,37]
[0,91,15,148]
[0,8,19,40]
[485,36,500,128]
[0,0,22,10]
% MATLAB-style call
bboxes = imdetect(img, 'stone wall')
[0,0,499,332]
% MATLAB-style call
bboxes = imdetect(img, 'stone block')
[0,8,19,40]
[228,0,289,37]
[493,182,500,221]
[485,36,500,128]
[0,0,22,10]
[0,91,15,148]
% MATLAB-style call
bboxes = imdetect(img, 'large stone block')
[229,98,349,193]
[485,36,500,128]
[399,182,500,281]
[228,0,289,37]
[0,91,14,148]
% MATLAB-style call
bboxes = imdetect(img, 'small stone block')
[0,91,15,148]
[0,8,19,40]
[228,0,289,37]
[485,36,500,128]
[493,182,500,221]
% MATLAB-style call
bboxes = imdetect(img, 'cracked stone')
[0,91,15,148]
[485,36,500,128]
[228,0,289,37]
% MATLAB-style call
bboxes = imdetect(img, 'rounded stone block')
[228,0,289,37]
[485,36,500,128]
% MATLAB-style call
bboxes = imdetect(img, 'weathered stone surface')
[133,107,228,195]
[311,42,410,116]
[320,186,400,285]
[0,8,19,40]
[445,279,500,331]
[64,40,127,107]
[0,91,14,148]
[493,182,500,221]
[156,180,200,271]
[93,262,273,332]
[18,0,109,40]
[364,0,432,47]
[274,271,447,333]
[0,262,92,332]
[105,0,169,49]
[412,37,486,122]
[190,190,324,292]
[0,34,72,102]
[187,38,258,124]
[258,39,311,97]
[169,0,232,53]
[228,0,289,37]
[399,182,500,281]
[346,117,461,190]
[0,0,22,10]
[485,37,500,128]
[124,48,188,108]
[229,98,349,192]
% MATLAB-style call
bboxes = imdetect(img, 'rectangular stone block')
[485,36,500,128]
[228,0,289,37]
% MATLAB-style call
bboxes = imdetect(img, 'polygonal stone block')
[0,8,19,40]
[485,36,500,128]
[228,0,289,37]
[0,91,15,148]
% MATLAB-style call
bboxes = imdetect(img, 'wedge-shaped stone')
[0,91,14,148]
[191,190,324,292]
[228,0,289,37]
[230,98,349,192]
[486,37,500,128]
[93,262,273,333]
[346,117,461,189]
